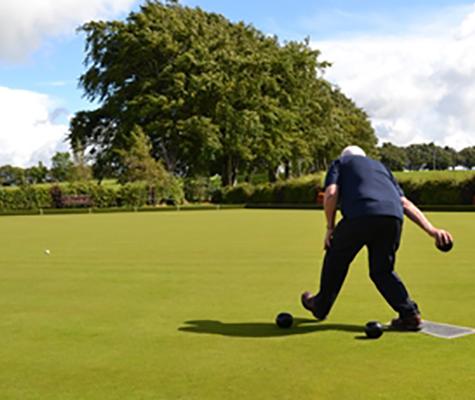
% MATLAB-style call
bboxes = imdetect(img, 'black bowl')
[365,321,384,339]
[436,240,453,252]
[276,312,293,329]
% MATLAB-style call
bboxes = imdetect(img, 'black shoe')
[390,314,422,331]
[301,291,323,320]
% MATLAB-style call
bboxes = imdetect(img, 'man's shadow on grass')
[179,318,363,338]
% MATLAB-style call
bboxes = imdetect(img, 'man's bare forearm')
[401,197,436,236]
[324,185,338,229]
[402,196,454,247]
[323,184,338,249]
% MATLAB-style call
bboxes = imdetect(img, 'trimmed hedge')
[117,183,149,207]
[1,173,474,210]
[0,186,51,210]
[214,173,475,206]
[0,180,185,211]
[216,175,322,205]
[398,176,475,205]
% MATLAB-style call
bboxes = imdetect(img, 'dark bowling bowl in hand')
[436,240,453,252]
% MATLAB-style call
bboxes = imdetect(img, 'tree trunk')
[231,164,238,186]
[148,185,157,206]
[222,155,233,186]
[284,160,290,180]
[244,167,254,183]
[268,167,277,183]
[159,142,176,172]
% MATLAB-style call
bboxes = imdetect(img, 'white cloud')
[0,0,139,167]
[37,81,75,87]
[312,5,475,150]
[0,86,70,167]
[0,0,137,62]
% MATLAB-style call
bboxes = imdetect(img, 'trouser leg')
[367,218,419,318]
[313,219,364,319]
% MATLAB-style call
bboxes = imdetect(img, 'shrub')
[398,175,475,205]
[210,188,223,204]
[0,186,52,210]
[117,183,148,207]
[155,176,184,205]
[418,180,462,205]
[184,175,222,203]
[0,172,473,210]
[249,184,274,203]
[90,185,118,208]
[221,183,254,204]
[50,185,63,208]
[184,177,209,202]
[23,185,51,209]
[219,176,322,204]
[275,177,320,204]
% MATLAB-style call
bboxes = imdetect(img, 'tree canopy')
[379,142,470,171]
[69,0,378,185]
[50,152,74,182]
[117,125,169,185]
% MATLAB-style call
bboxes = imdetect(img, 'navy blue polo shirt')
[324,155,404,220]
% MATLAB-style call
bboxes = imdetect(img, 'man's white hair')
[340,145,366,158]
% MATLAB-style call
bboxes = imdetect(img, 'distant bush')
[249,183,274,203]
[184,175,222,202]
[0,186,52,210]
[0,172,474,210]
[90,185,118,208]
[214,172,475,206]
[0,179,184,211]
[274,177,320,204]
[215,175,322,205]
[50,185,63,208]
[153,177,184,205]
[221,183,255,204]
[117,182,149,207]
[398,175,475,205]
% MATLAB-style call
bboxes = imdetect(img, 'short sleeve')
[384,165,404,197]
[324,159,340,188]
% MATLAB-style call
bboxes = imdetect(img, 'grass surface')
[394,170,475,181]
[0,210,474,399]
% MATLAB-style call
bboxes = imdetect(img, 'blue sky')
[184,0,472,37]
[1,0,475,166]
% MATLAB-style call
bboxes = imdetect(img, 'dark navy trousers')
[313,216,419,319]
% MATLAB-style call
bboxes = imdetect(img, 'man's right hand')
[430,228,453,248]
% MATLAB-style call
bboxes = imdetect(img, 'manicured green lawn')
[0,210,474,399]
[394,170,475,181]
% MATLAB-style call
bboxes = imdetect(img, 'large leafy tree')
[50,152,74,182]
[25,162,49,184]
[459,146,475,169]
[406,144,433,170]
[315,88,377,170]
[405,143,457,170]
[117,125,184,204]
[0,165,26,186]
[117,126,169,184]
[379,142,408,171]
[70,0,377,185]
